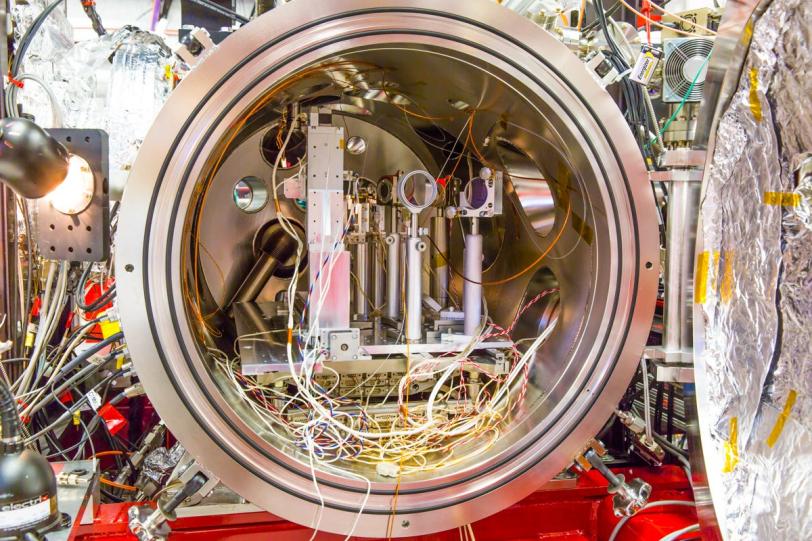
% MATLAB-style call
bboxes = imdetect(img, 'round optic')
[48,155,94,215]
[233,176,268,213]
[345,135,367,155]
[397,170,437,213]
[464,177,490,210]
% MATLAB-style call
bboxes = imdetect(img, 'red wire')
[642,0,652,45]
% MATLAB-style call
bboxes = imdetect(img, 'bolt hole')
[86,225,92,232]
[124,264,134,272]
[49,246,55,252]
[86,248,92,254]
[645,261,653,269]
[67,246,74,253]
[49,224,55,230]
[67,225,73,231]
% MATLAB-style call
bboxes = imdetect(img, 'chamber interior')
[181,44,603,483]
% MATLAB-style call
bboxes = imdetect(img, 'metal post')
[405,214,424,341]
[662,180,700,355]
[430,212,449,307]
[385,208,401,321]
[463,218,482,337]
[354,240,369,319]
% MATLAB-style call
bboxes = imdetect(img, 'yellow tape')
[766,389,797,448]
[710,250,720,294]
[24,332,35,349]
[722,416,739,473]
[764,191,801,207]
[164,64,172,81]
[432,253,447,269]
[741,19,754,45]
[748,68,763,123]
[570,211,594,246]
[115,354,125,370]
[694,251,711,305]
[720,251,735,304]
[72,411,81,426]
[99,320,122,340]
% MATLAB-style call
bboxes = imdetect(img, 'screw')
[401,520,410,528]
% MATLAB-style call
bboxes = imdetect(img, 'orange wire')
[577,0,586,30]
[100,477,137,491]
[93,450,128,458]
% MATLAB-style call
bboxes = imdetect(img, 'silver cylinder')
[372,239,385,314]
[385,233,400,320]
[663,180,700,354]
[463,232,483,336]
[406,236,424,341]
[430,213,449,306]
[353,241,369,319]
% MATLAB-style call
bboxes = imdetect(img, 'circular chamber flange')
[115,0,658,536]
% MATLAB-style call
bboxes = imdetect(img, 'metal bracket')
[37,129,110,261]
[644,347,695,382]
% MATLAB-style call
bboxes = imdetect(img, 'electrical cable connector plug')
[57,471,90,487]
[123,382,144,399]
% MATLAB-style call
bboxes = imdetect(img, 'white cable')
[6,73,65,127]
[607,500,696,541]
[659,523,699,541]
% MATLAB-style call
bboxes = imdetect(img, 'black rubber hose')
[0,379,23,453]
[56,332,123,376]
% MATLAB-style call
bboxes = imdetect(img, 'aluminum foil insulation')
[697,0,811,538]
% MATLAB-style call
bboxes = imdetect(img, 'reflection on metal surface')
[497,139,556,237]
[114,1,658,536]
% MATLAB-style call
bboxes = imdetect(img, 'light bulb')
[47,155,94,215]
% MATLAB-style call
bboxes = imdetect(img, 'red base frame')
[75,466,696,541]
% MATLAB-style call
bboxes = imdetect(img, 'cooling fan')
[662,37,713,103]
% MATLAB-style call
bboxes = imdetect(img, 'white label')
[86,390,102,411]
[0,497,51,529]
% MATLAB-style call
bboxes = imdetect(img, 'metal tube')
[663,181,700,354]
[371,205,387,312]
[372,239,385,314]
[385,234,400,320]
[430,213,449,307]
[463,222,483,336]
[640,356,653,443]
[406,236,424,341]
[354,241,369,319]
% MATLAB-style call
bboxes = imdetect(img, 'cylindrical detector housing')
[385,233,401,320]
[430,213,450,306]
[353,241,370,319]
[463,232,483,336]
[405,237,425,340]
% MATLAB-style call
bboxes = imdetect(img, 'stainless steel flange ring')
[115,0,658,536]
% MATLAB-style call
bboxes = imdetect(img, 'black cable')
[55,332,123,377]
[186,0,249,24]
[10,0,65,79]
[26,350,114,418]
[666,383,675,441]
[24,367,127,444]
[582,0,622,33]
[0,379,23,453]
[74,263,116,312]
